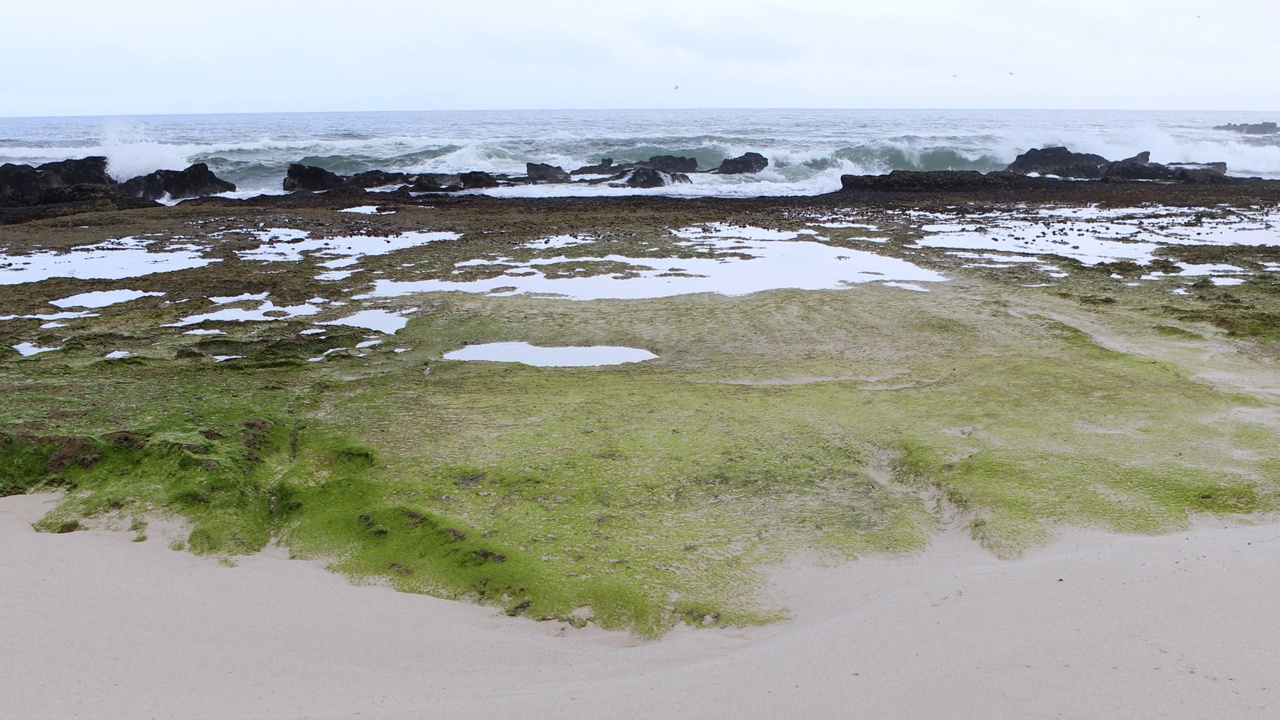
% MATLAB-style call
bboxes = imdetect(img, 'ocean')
[1,109,1278,198]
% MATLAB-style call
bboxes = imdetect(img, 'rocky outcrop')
[0,156,116,207]
[411,173,463,192]
[460,171,500,189]
[641,156,698,174]
[1103,152,1229,182]
[1172,168,1236,184]
[526,163,571,183]
[120,163,236,200]
[610,168,692,188]
[1102,152,1176,181]
[1215,122,1278,135]
[348,170,411,188]
[571,159,622,175]
[839,162,1245,193]
[717,152,769,175]
[841,170,1046,193]
[1006,147,1112,178]
[38,157,115,187]
[0,164,48,206]
[283,164,345,192]
[1008,147,1230,183]
[1169,161,1229,174]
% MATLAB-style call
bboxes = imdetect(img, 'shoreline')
[8,167,1280,228]
[4,492,1277,718]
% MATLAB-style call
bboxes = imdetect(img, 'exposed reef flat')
[4,187,1280,643]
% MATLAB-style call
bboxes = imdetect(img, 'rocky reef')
[840,146,1243,193]
[279,151,768,194]
[1215,122,1278,135]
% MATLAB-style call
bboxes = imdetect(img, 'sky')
[3,0,1277,117]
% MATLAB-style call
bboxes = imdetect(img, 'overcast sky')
[3,0,1277,117]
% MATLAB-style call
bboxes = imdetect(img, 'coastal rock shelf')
[5,189,1280,643]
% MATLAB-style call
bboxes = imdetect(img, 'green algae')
[5,207,1280,635]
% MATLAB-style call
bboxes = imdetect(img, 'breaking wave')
[2,109,1279,197]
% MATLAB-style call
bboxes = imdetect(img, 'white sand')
[3,493,1278,719]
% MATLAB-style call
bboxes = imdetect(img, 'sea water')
[2,109,1279,198]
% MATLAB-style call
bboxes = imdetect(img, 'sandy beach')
[3,492,1276,719]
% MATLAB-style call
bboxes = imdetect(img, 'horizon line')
[1,107,1276,122]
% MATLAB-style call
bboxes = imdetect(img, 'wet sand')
[3,492,1276,719]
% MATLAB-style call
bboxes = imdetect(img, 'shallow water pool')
[443,342,658,367]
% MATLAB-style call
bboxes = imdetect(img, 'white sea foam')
[7,110,1280,199]
[443,342,657,367]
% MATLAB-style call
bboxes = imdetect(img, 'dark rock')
[610,168,691,188]
[39,184,125,203]
[1104,153,1230,182]
[120,163,236,200]
[571,158,623,175]
[1215,122,1278,135]
[717,152,769,175]
[1177,168,1238,185]
[1006,147,1112,178]
[1169,161,1228,174]
[0,156,117,207]
[840,170,1045,192]
[283,164,345,192]
[411,173,463,192]
[0,163,46,206]
[641,155,698,174]
[38,157,115,188]
[348,170,410,188]
[459,171,500,189]
[526,163,571,183]
[1103,157,1180,181]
